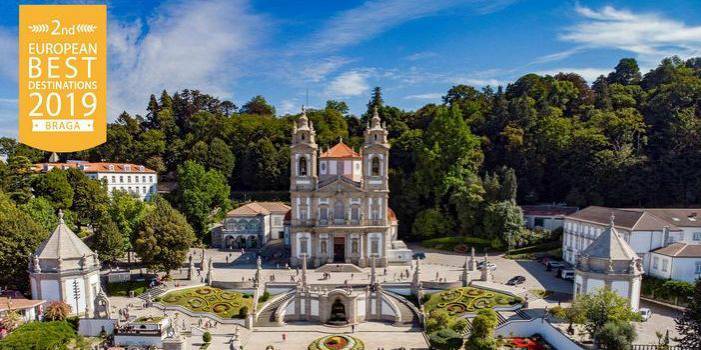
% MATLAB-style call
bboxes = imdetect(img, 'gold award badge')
[18,5,107,152]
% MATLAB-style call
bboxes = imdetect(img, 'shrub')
[0,321,78,350]
[238,306,249,318]
[202,332,212,343]
[44,301,71,321]
[451,318,469,333]
[260,290,271,303]
[429,328,464,350]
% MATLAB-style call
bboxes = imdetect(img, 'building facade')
[564,206,701,281]
[573,215,643,311]
[212,202,291,249]
[33,161,158,200]
[649,243,701,282]
[288,108,409,268]
[29,211,101,317]
[521,204,578,231]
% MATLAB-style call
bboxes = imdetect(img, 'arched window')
[299,157,308,176]
[371,157,381,176]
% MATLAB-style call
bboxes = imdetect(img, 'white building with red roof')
[33,160,157,200]
[213,202,291,249]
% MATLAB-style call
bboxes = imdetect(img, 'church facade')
[289,108,411,268]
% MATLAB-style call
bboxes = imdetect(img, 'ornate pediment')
[317,176,363,193]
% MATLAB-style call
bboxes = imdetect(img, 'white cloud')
[536,68,611,83]
[108,0,266,117]
[405,93,443,100]
[303,0,514,53]
[300,57,353,82]
[279,99,298,115]
[327,70,371,97]
[405,51,438,61]
[542,5,701,66]
[0,28,17,81]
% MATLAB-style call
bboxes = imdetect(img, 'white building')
[33,160,158,200]
[649,243,701,282]
[573,215,643,311]
[521,204,578,231]
[564,206,701,281]
[29,211,101,317]
[212,202,291,249]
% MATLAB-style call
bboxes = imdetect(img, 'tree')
[207,138,235,177]
[676,278,701,349]
[202,332,212,343]
[572,288,639,344]
[44,301,72,321]
[90,214,125,264]
[482,200,524,247]
[500,167,518,201]
[412,208,453,239]
[366,86,384,117]
[134,197,196,274]
[176,161,231,237]
[4,156,33,203]
[108,190,149,256]
[66,169,110,228]
[21,197,76,233]
[0,192,49,292]
[240,95,275,115]
[596,320,637,350]
[32,169,74,210]
[465,309,498,350]
[608,58,642,85]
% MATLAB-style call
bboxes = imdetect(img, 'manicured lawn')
[158,286,253,319]
[424,286,522,317]
[106,280,149,296]
[420,236,493,252]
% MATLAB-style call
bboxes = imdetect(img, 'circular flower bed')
[308,335,364,350]
[159,286,253,319]
[425,286,523,319]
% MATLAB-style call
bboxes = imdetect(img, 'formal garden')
[425,286,523,317]
[307,335,364,350]
[156,286,253,319]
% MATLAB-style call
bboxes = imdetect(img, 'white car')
[477,261,497,271]
[638,308,652,322]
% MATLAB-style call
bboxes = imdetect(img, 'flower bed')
[502,335,554,350]
[308,335,364,350]
[158,286,252,319]
[424,286,522,317]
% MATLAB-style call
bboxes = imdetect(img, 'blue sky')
[1,0,701,137]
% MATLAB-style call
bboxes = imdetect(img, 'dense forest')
[2,56,701,243]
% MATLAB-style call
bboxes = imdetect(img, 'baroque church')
[289,107,411,268]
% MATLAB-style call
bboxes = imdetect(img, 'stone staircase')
[383,292,422,330]
[138,284,168,301]
[515,309,531,320]
[496,311,508,326]
[254,293,294,327]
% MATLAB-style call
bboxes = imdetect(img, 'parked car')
[546,260,566,271]
[477,261,497,271]
[412,252,426,260]
[506,276,526,285]
[639,308,652,322]
[559,268,575,280]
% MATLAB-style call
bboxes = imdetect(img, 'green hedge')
[0,321,79,350]
[421,236,493,252]
[106,281,149,296]
[641,276,694,306]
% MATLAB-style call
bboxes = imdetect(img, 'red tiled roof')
[256,202,291,214]
[320,142,360,159]
[33,162,156,174]
[226,202,270,216]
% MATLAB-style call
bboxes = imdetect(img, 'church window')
[321,240,327,254]
[374,134,377,141]
[334,200,345,221]
[300,237,308,254]
[319,207,328,220]
[371,157,381,176]
[321,162,326,173]
[370,238,379,255]
[662,259,668,272]
[351,207,359,221]
[352,239,359,254]
[299,157,308,176]
[696,262,701,274]
[652,256,658,269]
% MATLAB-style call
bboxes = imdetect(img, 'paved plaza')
[110,245,683,349]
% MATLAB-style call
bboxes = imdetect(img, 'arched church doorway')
[328,298,348,325]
